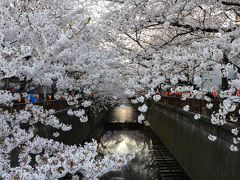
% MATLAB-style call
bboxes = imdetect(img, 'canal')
[94,103,190,180]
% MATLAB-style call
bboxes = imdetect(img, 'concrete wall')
[148,103,240,180]
[38,109,107,145]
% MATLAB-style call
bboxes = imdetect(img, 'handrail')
[158,96,240,126]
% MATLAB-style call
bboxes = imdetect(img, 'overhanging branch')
[144,20,236,33]
[222,1,240,7]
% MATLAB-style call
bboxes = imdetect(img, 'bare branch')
[222,1,240,7]
[123,32,145,49]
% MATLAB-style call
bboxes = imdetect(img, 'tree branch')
[144,20,236,33]
[222,1,240,7]
[161,30,194,47]
[123,32,145,49]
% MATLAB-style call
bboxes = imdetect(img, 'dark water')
[99,129,158,180]
[98,104,189,180]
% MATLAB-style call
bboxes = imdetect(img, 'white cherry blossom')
[208,135,217,142]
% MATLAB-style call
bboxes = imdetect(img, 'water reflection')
[110,104,136,123]
[99,130,158,180]
[99,131,150,154]
[99,103,159,179]
[98,102,189,179]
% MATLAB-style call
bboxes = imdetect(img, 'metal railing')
[159,95,240,126]
[0,99,69,112]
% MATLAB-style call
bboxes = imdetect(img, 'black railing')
[158,96,240,127]
[0,99,69,112]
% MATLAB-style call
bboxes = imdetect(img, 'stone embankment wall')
[39,108,107,145]
[148,103,240,180]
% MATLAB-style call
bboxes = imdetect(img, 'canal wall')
[39,108,108,145]
[148,102,240,180]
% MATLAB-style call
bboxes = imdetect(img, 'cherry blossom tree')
[99,0,240,151]
[1,0,240,179]
[0,0,134,179]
